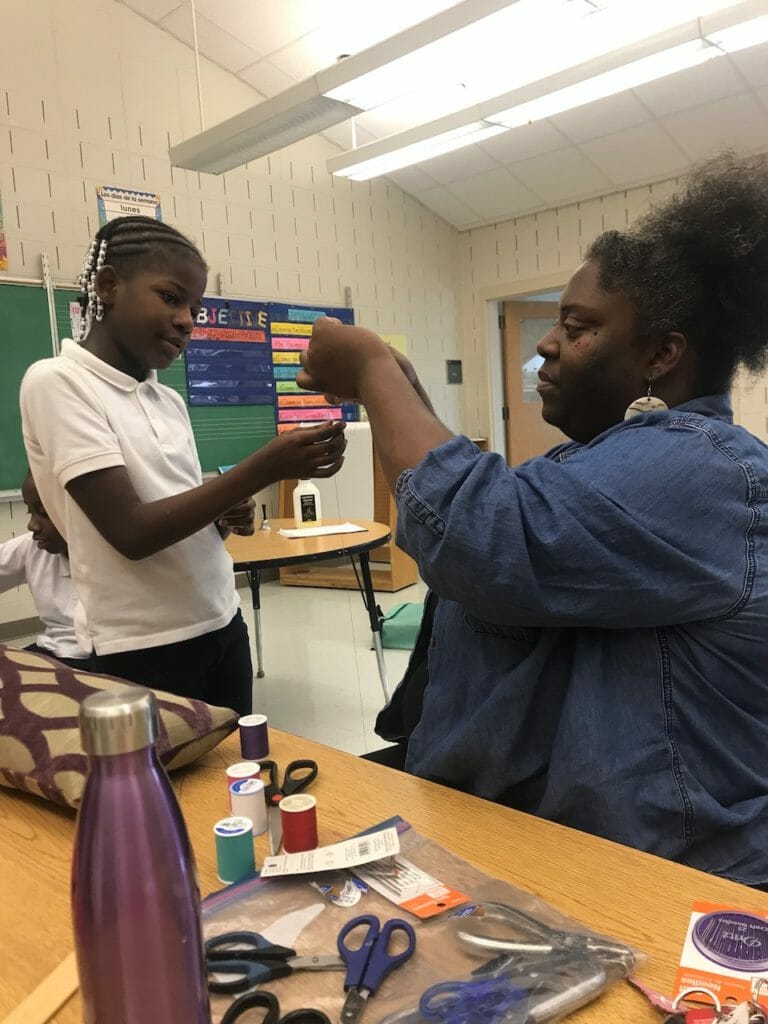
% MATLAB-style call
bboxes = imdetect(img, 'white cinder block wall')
[3,0,768,631]
[0,0,460,628]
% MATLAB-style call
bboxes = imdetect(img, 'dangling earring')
[624,377,668,421]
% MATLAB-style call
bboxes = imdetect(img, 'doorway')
[501,295,566,465]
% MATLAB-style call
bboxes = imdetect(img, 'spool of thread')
[213,816,255,884]
[226,761,261,797]
[238,714,269,760]
[229,778,268,835]
[280,794,318,853]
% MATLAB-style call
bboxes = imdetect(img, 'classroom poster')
[96,185,162,225]
[0,192,7,271]
[268,303,357,433]
[185,297,274,406]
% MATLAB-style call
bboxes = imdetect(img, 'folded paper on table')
[278,523,367,538]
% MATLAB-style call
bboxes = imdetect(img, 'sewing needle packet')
[674,900,768,1009]
[261,827,400,877]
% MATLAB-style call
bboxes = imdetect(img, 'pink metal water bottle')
[71,685,211,1023]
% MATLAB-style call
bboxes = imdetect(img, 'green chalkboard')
[0,283,57,491]
[0,283,275,490]
[158,359,276,471]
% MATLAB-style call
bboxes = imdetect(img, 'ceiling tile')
[386,166,441,193]
[239,59,298,96]
[632,58,745,117]
[728,42,768,88]
[509,148,611,205]
[410,186,482,228]
[445,167,543,221]
[661,93,768,162]
[417,144,500,185]
[160,8,263,70]
[120,0,183,21]
[478,120,569,163]
[579,122,688,187]
[550,91,649,144]
[194,0,325,57]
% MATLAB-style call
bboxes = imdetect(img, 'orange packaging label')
[352,855,469,919]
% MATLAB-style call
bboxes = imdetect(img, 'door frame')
[479,273,566,459]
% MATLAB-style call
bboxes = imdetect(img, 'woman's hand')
[262,420,347,479]
[297,317,393,401]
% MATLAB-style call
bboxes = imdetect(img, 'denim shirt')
[394,394,768,887]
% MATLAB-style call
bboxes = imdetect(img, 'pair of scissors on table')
[453,901,636,975]
[219,989,330,1024]
[338,913,417,1024]
[261,758,319,854]
[206,930,345,994]
[415,901,637,1024]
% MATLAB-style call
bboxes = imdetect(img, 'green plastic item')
[381,602,424,650]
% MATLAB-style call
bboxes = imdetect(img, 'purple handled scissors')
[338,914,417,1024]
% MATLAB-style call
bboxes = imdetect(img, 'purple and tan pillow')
[0,643,237,808]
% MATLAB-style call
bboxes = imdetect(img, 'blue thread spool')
[213,816,255,884]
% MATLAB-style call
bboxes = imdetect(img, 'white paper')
[278,522,367,539]
[260,827,400,877]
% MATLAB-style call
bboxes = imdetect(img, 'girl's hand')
[218,496,256,536]
[263,420,347,479]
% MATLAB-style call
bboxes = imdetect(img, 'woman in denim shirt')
[299,153,768,888]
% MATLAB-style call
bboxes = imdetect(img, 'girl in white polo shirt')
[20,216,346,715]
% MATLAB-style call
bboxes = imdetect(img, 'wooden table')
[226,519,391,696]
[3,729,768,1023]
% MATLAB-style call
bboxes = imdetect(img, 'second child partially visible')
[0,471,90,670]
[20,216,346,715]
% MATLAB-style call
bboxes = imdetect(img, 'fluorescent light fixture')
[329,120,508,182]
[491,39,718,129]
[169,0,516,173]
[170,81,362,174]
[705,12,768,50]
[328,0,768,181]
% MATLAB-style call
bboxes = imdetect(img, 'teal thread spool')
[213,816,255,884]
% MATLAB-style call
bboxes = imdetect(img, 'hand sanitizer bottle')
[71,685,211,1024]
[293,479,322,527]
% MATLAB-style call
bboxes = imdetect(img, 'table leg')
[356,552,389,700]
[247,568,265,679]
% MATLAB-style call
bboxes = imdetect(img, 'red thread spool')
[279,794,318,853]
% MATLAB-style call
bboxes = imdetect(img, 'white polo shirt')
[20,339,239,655]
[0,532,90,661]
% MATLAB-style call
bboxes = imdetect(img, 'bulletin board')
[0,282,360,487]
[269,302,356,433]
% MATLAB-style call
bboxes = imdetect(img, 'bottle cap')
[80,684,158,756]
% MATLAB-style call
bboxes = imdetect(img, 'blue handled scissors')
[206,930,344,993]
[338,914,417,1024]
[419,977,529,1024]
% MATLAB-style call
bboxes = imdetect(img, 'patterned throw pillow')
[0,644,238,808]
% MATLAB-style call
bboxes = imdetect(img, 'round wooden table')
[226,519,392,696]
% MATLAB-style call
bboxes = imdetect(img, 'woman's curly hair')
[586,151,768,394]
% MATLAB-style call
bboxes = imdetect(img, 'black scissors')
[260,759,319,854]
[206,930,344,993]
[220,989,330,1024]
